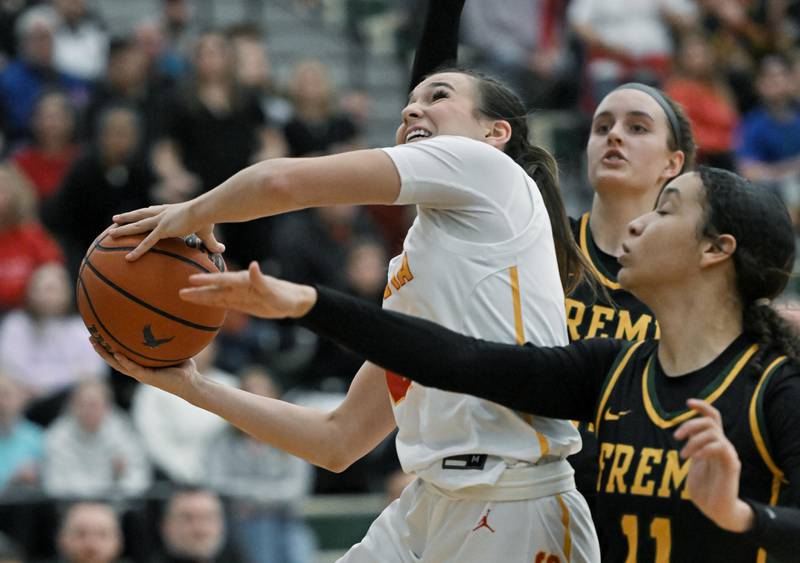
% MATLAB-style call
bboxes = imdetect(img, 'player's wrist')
[718,499,755,533]
[291,285,318,318]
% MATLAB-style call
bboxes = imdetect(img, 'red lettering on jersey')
[534,553,560,563]
[386,371,412,404]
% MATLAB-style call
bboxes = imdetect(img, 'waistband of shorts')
[423,458,575,502]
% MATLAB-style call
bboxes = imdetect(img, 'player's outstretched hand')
[90,337,200,399]
[180,261,318,320]
[109,201,224,261]
[674,398,754,533]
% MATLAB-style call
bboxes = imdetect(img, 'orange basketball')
[77,232,227,367]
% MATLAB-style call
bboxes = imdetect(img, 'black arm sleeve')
[408,0,466,92]
[300,286,625,420]
[741,367,800,561]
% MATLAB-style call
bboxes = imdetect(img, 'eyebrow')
[408,81,455,103]
[592,110,656,123]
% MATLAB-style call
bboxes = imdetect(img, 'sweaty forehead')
[593,89,668,125]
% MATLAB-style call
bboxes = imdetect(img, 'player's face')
[396,72,490,145]
[617,173,706,298]
[587,89,682,197]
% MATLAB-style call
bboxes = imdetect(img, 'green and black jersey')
[568,212,659,341]
[568,212,660,514]
[302,287,800,562]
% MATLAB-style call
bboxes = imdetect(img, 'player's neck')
[650,286,743,376]
[589,192,656,256]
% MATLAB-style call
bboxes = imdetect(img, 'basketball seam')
[94,244,216,273]
[83,259,222,332]
[77,273,194,364]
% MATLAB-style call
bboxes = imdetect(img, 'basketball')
[76,231,227,367]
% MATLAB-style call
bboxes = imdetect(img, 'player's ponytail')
[698,166,800,366]
[449,67,593,294]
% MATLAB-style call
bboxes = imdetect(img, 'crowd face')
[617,172,707,297]
[396,72,494,147]
[162,491,225,560]
[757,57,794,108]
[26,263,72,319]
[587,88,683,197]
[98,108,140,166]
[21,22,54,67]
[70,382,111,434]
[58,503,122,563]
[31,93,75,147]
[193,33,232,83]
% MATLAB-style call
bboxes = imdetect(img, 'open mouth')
[602,149,626,163]
[405,128,432,143]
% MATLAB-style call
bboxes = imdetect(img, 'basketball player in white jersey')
[100,69,600,562]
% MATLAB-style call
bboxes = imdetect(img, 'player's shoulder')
[396,135,515,165]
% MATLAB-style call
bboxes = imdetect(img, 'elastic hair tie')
[755,298,771,307]
[614,83,681,144]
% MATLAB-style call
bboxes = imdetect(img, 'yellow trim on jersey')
[749,356,788,483]
[594,341,646,433]
[536,430,551,458]
[642,344,758,429]
[756,474,784,563]
[556,493,572,561]
[509,266,525,345]
[579,212,622,291]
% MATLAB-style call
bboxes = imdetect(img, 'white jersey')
[380,136,581,491]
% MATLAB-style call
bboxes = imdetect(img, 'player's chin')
[616,266,635,291]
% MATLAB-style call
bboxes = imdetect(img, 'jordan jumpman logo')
[472,509,496,533]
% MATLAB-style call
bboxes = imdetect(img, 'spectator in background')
[0,0,34,69]
[0,166,62,311]
[272,207,383,389]
[42,379,150,499]
[664,30,739,170]
[698,0,787,114]
[568,0,697,107]
[158,0,197,80]
[735,53,800,227]
[43,104,155,279]
[0,373,42,495]
[150,488,242,563]
[132,342,236,485]
[152,30,277,265]
[55,502,125,563]
[8,89,80,204]
[272,205,383,293]
[283,59,362,157]
[0,6,88,147]
[227,23,293,129]
[204,367,315,563]
[49,0,108,82]
[85,36,165,147]
[0,262,107,426]
[461,0,578,109]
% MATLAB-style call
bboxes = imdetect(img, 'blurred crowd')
[1,0,800,561]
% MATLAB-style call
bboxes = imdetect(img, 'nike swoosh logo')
[604,409,631,421]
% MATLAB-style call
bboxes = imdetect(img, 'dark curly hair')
[698,165,800,365]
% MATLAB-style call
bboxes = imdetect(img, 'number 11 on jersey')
[621,514,671,562]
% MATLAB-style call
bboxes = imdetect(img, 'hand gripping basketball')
[111,201,224,261]
[181,262,318,320]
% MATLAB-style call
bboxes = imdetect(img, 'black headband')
[614,82,681,145]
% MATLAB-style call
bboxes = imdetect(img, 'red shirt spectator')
[0,222,63,309]
[11,144,80,200]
